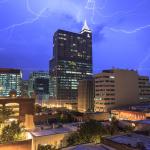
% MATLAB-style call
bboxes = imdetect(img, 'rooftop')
[112,102,150,112]
[0,68,21,74]
[30,127,72,137]
[107,133,150,149]
[136,119,150,125]
[62,143,115,150]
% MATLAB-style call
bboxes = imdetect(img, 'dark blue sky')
[0,0,150,79]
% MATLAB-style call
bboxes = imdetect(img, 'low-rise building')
[29,123,79,150]
[43,99,77,111]
[0,97,35,122]
[111,103,150,121]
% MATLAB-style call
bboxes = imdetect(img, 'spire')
[81,20,91,33]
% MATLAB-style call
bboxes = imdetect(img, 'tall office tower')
[49,20,92,101]
[28,71,49,102]
[78,79,94,112]
[94,69,140,112]
[0,68,22,97]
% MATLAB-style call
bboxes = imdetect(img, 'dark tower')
[49,20,92,101]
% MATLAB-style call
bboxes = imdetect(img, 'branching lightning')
[85,0,108,24]
[85,0,96,23]
[137,48,150,72]
[0,4,48,32]
[85,0,150,34]
[109,24,150,34]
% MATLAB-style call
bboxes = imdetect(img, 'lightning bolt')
[109,24,150,34]
[85,0,150,34]
[85,0,96,23]
[0,5,48,32]
[138,49,150,71]
[85,0,108,24]
[26,0,48,18]
[96,0,147,18]
[26,0,39,16]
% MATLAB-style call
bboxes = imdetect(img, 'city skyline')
[0,0,150,79]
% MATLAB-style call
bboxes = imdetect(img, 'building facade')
[138,76,150,101]
[78,79,94,112]
[0,97,35,122]
[0,68,22,97]
[94,69,140,112]
[28,71,49,103]
[94,69,150,112]
[49,21,92,101]
[21,80,29,97]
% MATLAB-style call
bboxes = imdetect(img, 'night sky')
[0,0,150,79]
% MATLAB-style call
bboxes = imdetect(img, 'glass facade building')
[49,21,93,101]
[28,71,50,102]
[0,68,22,97]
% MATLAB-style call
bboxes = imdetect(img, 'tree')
[108,117,120,135]
[0,106,14,124]
[79,120,105,143]
[0,121,25,143]
[123,125,135,133]
[67,120,107,146]
[67,132,80,146]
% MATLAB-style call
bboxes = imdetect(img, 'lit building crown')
[81,20,91,33]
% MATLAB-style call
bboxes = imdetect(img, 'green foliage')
[0,121,24,143]
[123,125,135,133]
[38,144,57,150]
[67,120,107,146]
[107,116,120,135]
[0,107,14,123]
[67,132,81,146]
[56,113,74,123]
[79,120,105,143]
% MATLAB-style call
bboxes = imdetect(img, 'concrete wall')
[32,132,70,150]
[115,70,139,106]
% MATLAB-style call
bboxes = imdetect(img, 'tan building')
[139,76,150,101]
[94,69,148,112]
[78,79,94,112]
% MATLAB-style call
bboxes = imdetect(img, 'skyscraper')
[49,21,93,101]
[0,68,22,97]
[28,71,49,103]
